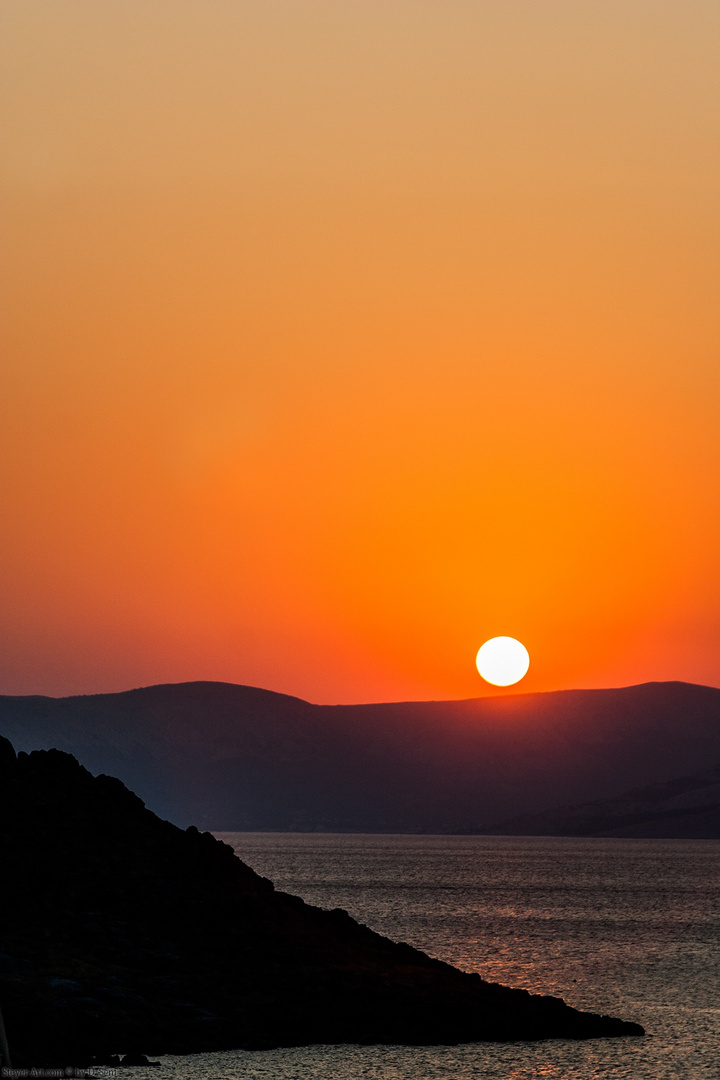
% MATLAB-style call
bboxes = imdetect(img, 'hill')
[1,680,719,832]
[0,737,643,1065]
[475,762,720,838]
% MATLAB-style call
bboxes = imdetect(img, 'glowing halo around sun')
[475,636,530,686]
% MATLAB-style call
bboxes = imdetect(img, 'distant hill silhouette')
[1,680,719,833]
[0,737,643,1065]
[473,762,720,838]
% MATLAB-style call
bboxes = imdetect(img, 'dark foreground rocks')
[0,736,643,1066]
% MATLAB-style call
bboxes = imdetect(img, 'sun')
[476,636,530,686]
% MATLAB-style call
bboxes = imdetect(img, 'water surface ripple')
[134,834,720,1079]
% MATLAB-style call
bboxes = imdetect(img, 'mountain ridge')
[4,675,702,706]
[474,761,720,838]
[1,679,719,833]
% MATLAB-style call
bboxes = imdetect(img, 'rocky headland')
[0,735,643,1067]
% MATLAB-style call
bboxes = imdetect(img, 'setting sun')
[0,0,718,706]
[476,637,530,687]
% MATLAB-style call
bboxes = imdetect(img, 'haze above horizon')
[1,1,718,703]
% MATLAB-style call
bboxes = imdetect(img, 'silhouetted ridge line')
[1,680,719,833]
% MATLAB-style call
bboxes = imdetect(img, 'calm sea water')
[130,834,720,1080]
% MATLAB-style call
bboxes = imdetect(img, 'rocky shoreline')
[0,736,643,1067]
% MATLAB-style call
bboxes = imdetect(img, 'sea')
[127,834,720,1080]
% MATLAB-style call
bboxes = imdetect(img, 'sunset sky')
[1,1,718,703]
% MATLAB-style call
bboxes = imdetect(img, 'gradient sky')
[1,1,719,703]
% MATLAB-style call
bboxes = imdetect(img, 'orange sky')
[1,1,719,702]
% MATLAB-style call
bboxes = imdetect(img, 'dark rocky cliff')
[0,736,642,1066]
